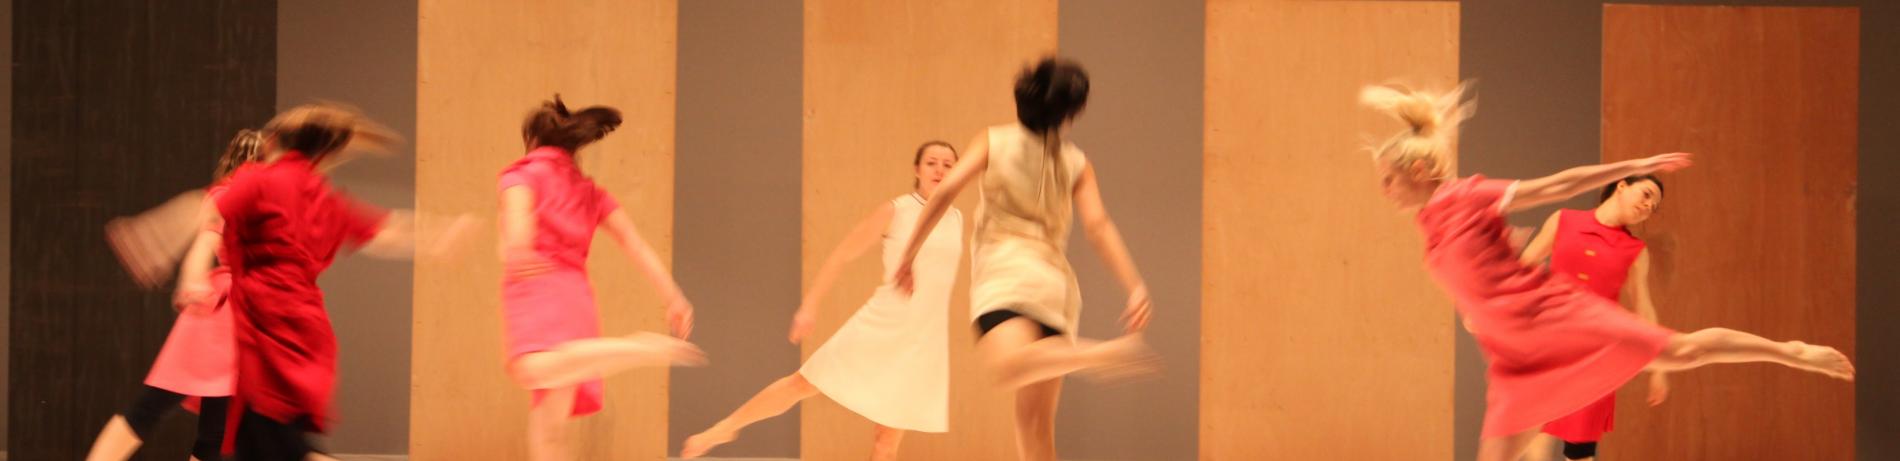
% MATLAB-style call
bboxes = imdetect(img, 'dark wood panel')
[10,0,275,458]
[1602,5,1857,460]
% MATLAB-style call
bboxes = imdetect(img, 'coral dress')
[497,146,621,417]
[218,153,388,431]
[1540,209,1649,442]
[144,185,238,398]
[1417,176,1672,437]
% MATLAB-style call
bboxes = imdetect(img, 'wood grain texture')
[801,1,1055,459]
[1601,5,1857,459]
[413,1,676,459]
[1202,1,1458,459]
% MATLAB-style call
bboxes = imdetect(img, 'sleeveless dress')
[498,146,622,417]
[145,185,237,398]
[970,124,1088,335]
[1417,176,1673,437]
[800,193,962,432]
[1541,209,1649,442]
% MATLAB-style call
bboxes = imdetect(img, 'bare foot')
[1079,334,1162,384]
[627,332,709,367]
[1788,341,1854,381]
[680,428,737,459]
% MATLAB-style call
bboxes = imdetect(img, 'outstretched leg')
[509,332,706,391]
[1647,328,1853,380]
[681,373,821,459]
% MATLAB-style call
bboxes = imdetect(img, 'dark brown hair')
[523,94,623,152]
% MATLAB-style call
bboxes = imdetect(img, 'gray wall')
[1,0,12,450]
[276,0,417,454]
[670,0,805,457]
[1059,1,1204,459]
[1458,2,1900,460]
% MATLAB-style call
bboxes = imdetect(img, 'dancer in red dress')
[498,96,704,461]
[218,104,462,460]
[1359,82,1854,461]
[85,130,265,461]
[1518,176,1669,461]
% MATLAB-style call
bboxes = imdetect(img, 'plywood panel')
[414,1,676,459]
[801,1,1055,460]
[1202,2,1457,459]
[1602,5,1856,459]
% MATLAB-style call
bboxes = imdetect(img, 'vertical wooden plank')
[1202,1,1458,459]
[801,1,1055,460]
[1602,5,1857,459]
[414,1,676,459]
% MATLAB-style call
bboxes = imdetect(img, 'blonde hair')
[215,129,266,179]
[1359,81,1475,180]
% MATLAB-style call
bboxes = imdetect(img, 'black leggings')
[121,385,228,461]
[235,410,326,461]
[1562,440,1599,460]
[974,310,1064,339]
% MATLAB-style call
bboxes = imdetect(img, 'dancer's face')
[1607,179,1662,224]
[1376,159,1435,209]
[915,145,956,195]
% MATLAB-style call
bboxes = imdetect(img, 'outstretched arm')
[789,202,896,344]
[1503,153,1692,214]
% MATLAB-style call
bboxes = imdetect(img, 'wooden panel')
[1602,5,1856,459]
[414,1,676,459]
[801,1,1055,460]
[1202,2,1457,459]
[9,1,277,459]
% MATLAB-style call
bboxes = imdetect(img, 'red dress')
[1541,209,1648,442]
[217,153,387,431]
[1417,176,1672,438]
[144,186,238,398]
[497,147,620,417]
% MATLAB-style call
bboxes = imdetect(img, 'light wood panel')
[414,1,676,459]
[801,1,1055,460]
[1202,1,1458,459]
[1602,5,1857,459]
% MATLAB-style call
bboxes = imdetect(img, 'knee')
[780,373,817,395]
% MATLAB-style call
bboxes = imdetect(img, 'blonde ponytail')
[1359,81,1475,179]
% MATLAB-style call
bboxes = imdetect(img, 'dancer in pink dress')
[498,95,706,461]
[84,130,264,461]
[1359,82,1854,461]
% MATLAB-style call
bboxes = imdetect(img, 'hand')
[1120,285,1153,334]
[1640,152,1694,173]
[891,262,916,296]
[788,307,817,345]
[1646,373,1670,406]
[666,295,695,340]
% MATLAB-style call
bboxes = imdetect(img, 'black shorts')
[974,310,1063,339]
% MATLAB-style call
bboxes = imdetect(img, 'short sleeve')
[498,165,537,193]
[593,185,621,224]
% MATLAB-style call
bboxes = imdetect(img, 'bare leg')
[510,332,706,390]
[1013,378,1063,461]
[528,385,578,461]
[83,416,142,461]
[1476,429,1541,461]
[681,373,821,459]
[1647,328,1854,380]
[1521,433,1559,461]
[979,318,1156,388]
[869,425,905,461]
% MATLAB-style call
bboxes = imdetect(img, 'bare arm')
[172,227,222,312]
[600,208,694,338]
[1518,212,1562,265]
[894,130,989,292]
[1627,249,1672,402]
[789,202,896,343]
[498,186,543,273]
[359,211,417,259]
[1073,161,1154,333]
[1504,153,1692,214]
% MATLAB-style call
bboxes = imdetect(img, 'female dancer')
[682,141,964,460]
[85,130,264,461]
[1358,83,1853,461]
[1517,175,1669,461]
[218,104,464,459]
[499,96,705,461]
[892,57,1158,461]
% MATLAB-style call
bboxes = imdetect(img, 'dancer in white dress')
[893,57,1158,461]
[682,141,964,460]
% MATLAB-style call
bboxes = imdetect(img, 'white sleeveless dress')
[800,193,962,432]
[970,124,1088,335]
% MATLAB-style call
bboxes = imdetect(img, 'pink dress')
[144,187,238,398]
[1541,209,1649,442]
[1417,176,1673,438]
[497,146,620,417]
